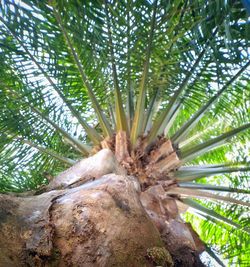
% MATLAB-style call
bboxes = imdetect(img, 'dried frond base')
[115,130,131,163]
[91,134,181,192]
[101,134,115,151]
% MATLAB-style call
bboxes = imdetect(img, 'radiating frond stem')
[180,162,247,169]
[2,85,90,154]
[130,0,158,147]
[172,60,250,144]
[29,106,91,155]
[104,2,128,133]
[205,245,226,267]
[108,104,116,129]
[143,88,159,134]
[0,16,102,146]
[176,165,250,181]
[179,122,220,148]
[126,0,133,129]
[6,132,74,166]
[52,5,113,138]
[146,27,219,144]
[178,182,250,194]
[180,123,250,162]
[164,100,183,136]
[167,187,250,207]
[182,198,250,234]
[20,139,75,166]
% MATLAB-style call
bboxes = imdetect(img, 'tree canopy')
[0,0,249,266]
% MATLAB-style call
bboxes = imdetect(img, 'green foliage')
[0,0,249,265]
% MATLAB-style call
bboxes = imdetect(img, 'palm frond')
[182,198,250,234]
[146,27,220,144]
[172,60,250,144]
[0,15,102,145]
[104,2,128,133]
[180,123,250,162]
[1,83,90,154]
[130,0,158,146]
[167,187,250,207]
[176,164,250,181]
[51,2,113,137]
[179,182,250,194]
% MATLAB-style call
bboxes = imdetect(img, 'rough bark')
[0,149,205,267]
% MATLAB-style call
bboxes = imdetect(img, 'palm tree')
[0,0,249,266]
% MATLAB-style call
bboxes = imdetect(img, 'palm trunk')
[0,149,205,267]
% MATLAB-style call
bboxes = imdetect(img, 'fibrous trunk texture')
[0,149,205,267]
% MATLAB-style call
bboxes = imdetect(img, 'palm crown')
[0,0,249,265]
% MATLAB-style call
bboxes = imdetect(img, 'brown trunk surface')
[0,149,205,267]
